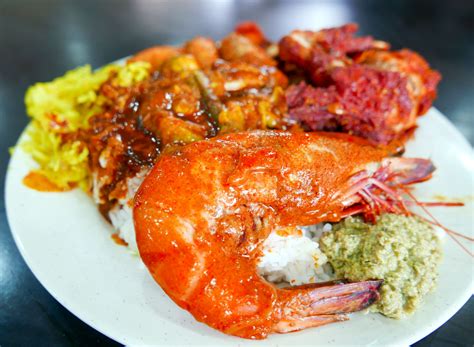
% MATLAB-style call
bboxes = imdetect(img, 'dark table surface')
[1,0,473,346]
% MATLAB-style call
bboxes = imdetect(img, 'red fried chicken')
[280,24,441,144]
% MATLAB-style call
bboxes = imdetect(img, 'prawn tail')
[273,280,382,333]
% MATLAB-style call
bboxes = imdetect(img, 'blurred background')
[0,0,473,345]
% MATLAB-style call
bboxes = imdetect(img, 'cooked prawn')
[133,131,435,339]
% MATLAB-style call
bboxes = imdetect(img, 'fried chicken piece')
[355,49,441,115]
[279,23,388,84]
[287,66,414,144]
[280,24,440,144]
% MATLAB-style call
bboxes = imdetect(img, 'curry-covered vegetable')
[320,214,442,319]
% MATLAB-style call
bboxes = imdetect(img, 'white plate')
[6,108,474,346]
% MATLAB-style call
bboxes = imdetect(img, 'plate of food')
[6,22,473,345]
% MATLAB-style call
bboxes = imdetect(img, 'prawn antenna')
[401,187,473,258]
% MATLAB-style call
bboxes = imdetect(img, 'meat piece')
[183,37,219,69]
[355,49,441,115]
[234,21,268,46]
[279,23,388,84]
[128,46,182,71]
[220,33,277,67]
[287,65,415,144]
[281,24,440,144]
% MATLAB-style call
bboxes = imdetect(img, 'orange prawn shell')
[133,131,387,338]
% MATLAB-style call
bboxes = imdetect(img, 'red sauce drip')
[111,233,128,246]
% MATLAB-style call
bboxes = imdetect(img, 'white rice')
[108,169,149,252]
[258,224,334,285]
[109,203,137,251]
[105,171,335,286]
